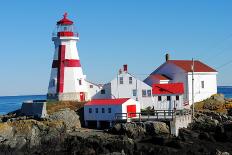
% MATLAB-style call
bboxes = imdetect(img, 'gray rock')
[49,108,81,131]
[144,121,170,135]
[216,149,230,155]
[0,123,13,142]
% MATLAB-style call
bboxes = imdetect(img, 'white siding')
[187,72,217,104]
[149,62,217,105]
[84,99,140,121]
[110,72,153,109]
[152,95,184,110]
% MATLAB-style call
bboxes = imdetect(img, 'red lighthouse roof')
[57,13,73,25]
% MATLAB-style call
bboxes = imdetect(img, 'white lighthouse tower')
[47,13,88,101]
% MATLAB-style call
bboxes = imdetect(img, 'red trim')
[52,59,81,68]
[58,31,74,37]
[57,45,65,93]
[152,83,184,95]
[52,45,81,94]
[85,98,130,106]
[65,59,81,67]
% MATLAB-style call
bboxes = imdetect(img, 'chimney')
[123,64,128,72]
[165,53,170,61]
[119,69,122,75]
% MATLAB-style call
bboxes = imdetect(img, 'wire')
[216,59,232,69]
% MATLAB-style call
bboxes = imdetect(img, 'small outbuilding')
[84,98,140,129]
[152,83,185,110]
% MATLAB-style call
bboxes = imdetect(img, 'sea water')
[217,86,232,99]
[0,86,231,115]
[0,95,46,115]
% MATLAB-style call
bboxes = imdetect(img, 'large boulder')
[191,114,219,132]
[0,123,13,142]
[0,119,66,150]
[109,121,169,139]
[144,121,170,135]
[49,108,81,131]
[109,122,146,139]
[202,94,225,111]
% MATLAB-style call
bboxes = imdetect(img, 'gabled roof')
[148,74,171,80]
[152,83,184,95]
[85,98,130,106]
[167,60,217,72]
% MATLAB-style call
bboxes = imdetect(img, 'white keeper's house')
[144,54,218,105]
[152,83,185,110]
[84,98,140,128]
[91,65,153,109]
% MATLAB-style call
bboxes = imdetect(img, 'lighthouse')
[47,13,88,101]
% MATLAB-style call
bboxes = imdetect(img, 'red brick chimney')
[123,64,128,72]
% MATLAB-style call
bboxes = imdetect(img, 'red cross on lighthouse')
[52,45,81,93]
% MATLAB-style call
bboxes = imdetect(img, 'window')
[51,79,56,87]
[167,96,171,101]
[132,89,137,96]
[95,108,98,113]
[79,80,82,85]
[108,108,111,113]
[89,108,92,113]
[90,85,93,88]
[101,89,106,94]
[119,77,123,84]
[158,96,162,101]
[201,81,204,89]
[129,77,133,84]
[176,95,179,101]
[102,108,105,113]
[142,90,147,97]
[147,90,151,97]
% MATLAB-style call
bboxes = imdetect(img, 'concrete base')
[21,100,47,118]
[47,92,89,101]
[170,115,192,136]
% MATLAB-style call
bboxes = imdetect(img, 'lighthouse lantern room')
[47,13,88,101]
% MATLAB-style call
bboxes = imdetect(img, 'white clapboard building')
[144,54,218,105]
[91,65,153,109]
[152,83,185,110]
[84,98,140,128]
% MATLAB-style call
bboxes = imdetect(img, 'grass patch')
[46,101,86,114]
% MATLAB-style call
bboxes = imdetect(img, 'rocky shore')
[0,95,232,154]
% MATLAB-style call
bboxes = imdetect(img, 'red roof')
[167,60,217,72]
[57,13,73,25]
[152,83,184,95]
[85,98,130,106]
[149,74,170,80]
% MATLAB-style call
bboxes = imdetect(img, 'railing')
[52,32,79,37]
[115,109,192,122]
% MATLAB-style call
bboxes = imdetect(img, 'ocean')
[0,95,46,115]
[0,86,232,115]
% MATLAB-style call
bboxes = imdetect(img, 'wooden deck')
[115,109,192,123]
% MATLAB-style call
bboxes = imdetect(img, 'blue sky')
[0,0,232,96]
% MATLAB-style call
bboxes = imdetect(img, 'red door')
[127,105,136,118]
[80,92,85,102]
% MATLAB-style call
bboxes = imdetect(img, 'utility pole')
[191,58,195,118]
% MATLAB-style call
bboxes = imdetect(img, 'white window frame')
[201,81,204,89]
[119,77,123,84]
[142,90,147,97]
[129,77,133,84]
